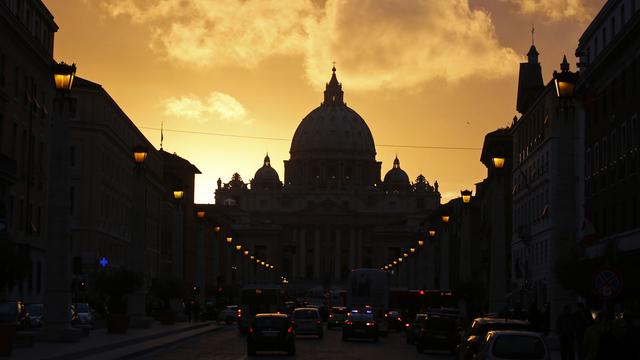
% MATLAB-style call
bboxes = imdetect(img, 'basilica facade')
[211,68,441,291]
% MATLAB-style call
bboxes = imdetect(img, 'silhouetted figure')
[557,304,575,360]
[573,303,592,360]
[184,299,192,322]
[583,312,603,360]
[192,300,201,322]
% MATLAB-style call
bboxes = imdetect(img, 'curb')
[117,325,225,359]
[43,322,216,360]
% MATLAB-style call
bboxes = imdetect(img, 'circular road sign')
[594,268,622,299]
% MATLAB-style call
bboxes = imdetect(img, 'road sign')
[594,268,622,299]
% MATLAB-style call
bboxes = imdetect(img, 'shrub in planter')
[150,278,183,325]
[94,268,141,333]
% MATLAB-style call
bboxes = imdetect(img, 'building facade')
[209,68,441,292]
[0,0,58,303]
[575,0,640,309]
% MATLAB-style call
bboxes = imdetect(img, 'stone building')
[210,67,441,292]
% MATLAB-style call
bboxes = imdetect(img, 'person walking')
[583,312,602,360]
[573,303,592,360]
[557,304,575,360]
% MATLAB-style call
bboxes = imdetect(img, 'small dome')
[252,154,281,190]
[383,156,410,191]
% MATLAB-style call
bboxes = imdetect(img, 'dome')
[383,156,410,190]
[289,67,376,160]
[251,154,282,190]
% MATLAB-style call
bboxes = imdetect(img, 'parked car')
[458,317,532,360]
[292,307,323,338]
[71,303,94,328]
[327,306,348,328]
[26,303,44,328]
[0,302,30,330]
[475,330,550,360]
[415,313,459,353]
[387,310,404,330]
[247,313,295,356]
[342,310,378,342]
[218,305,238,325]
[405,313,428,344]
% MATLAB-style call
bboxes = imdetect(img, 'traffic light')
[192,285,200,296]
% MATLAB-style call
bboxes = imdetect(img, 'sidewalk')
[7,321,223,360]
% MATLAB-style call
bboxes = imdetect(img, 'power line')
[138,126,481,151]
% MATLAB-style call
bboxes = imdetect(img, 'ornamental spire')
[323,64,344,106]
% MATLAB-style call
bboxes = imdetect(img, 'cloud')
[163,92,252,124]
[500,0,595,22]
[102,0,521,90]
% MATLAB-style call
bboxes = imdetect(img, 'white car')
[475,330,550,360]
[218,305,238,324]
[292,307,323,338]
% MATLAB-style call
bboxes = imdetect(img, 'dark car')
[457,318,532,360]
[415,313,459,353]
[405,313,428,344]
[25,303,44,328]
[328,306,348,328]
[0,302,30,330]
[342,311,378,342]
[387,310,404,330]
[247,313,295,356]
[292,307,323,338]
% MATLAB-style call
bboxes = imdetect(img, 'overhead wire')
[138,126,481,151]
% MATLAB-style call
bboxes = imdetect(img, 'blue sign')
[594,268,622,298]
[99,257,109,268]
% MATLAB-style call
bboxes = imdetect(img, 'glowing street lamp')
[441,215,450,223]
[428,227,437,238]
[133,145,148,165]
[250,255,255,260]
[410,247,416,253]
[418,240,425,247]
[226,236,233,243]
[403,253,408,258]
[214,225,221,233]
[492,157,505,169]
[393,260,398,265]
[235,244,242,251]
[196,211,205,219]
[243,250,249,256]
[553,56,577,99]
[173,190,184,201]
[461,189,472,204]
[53,61,76,91]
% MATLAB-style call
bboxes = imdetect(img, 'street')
[141,325,455,360]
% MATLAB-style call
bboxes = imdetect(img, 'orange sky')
[43,0,604,203]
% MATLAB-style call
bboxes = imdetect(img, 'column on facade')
[349,229,355,270]
[291,228,298,279]
[314,227,320,279]
[356,229,363,268]
[334,228,341,280]
[299,228,306,279]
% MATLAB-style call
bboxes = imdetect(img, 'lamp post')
[461,190,472,204]
[42,62,81,341]
[129,145,152,328]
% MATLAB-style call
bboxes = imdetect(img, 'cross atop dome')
[264,153,271,167]
[323,64,344,106]
[393,155,401,168]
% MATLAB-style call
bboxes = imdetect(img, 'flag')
[581,218,600,246]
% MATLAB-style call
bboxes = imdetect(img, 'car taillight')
[397,317,402,322]
[384,313,388,317]
[366,322,376,327]
[405,323,411,328]
[329,314,333,318]
[287,326,293,334]
[345,320,353,325]
[316,320,321,325]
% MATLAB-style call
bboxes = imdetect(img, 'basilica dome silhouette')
[289,66,376,161]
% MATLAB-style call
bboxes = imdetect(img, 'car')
[457,318,533,360]
[415,313,459,353]
[292,307,323,338]
[328,306,348,328]
[0,302,30,330]
[475,330,550,360]
[218,305,239,325]
[342,310,378,342]
[247,313,295,356]
[405,313,428,344]
[71,303,94,329]
[387,310,404,330]
[25,303,44,328]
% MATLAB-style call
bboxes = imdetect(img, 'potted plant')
[94,267,141,333]
[150,278,183,325]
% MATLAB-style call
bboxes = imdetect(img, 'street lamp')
[393,260,398,265]
[418,240,425,247]
[491,157,505,169]
[235,244,242,251]
[226,236,233,243]
[403,253,408,258]
[428,227,437,238]
[53,62,76,91]
[398,258,403,262]
[173,190,184,201]
[133,145,148,165]
[250,255,255,260]
[243,250,249,256]
[196,211,205,219]
[461,189,472,204]
[214,225,221,233]
[441,215,450,223]
[553,56,577,99]
[410,247,416,253]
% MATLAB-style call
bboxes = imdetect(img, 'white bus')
[347,268,390,335]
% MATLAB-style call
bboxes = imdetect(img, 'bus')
[347,268,390,335]
[237,285,283,333]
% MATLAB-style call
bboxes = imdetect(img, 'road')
[141,324,456,360]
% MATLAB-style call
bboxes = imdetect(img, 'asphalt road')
[141,324,456,360]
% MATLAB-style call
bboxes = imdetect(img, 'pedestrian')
[184,299,192,322]
[573,302,592,360]
[583,311,602,360]
[556,304,575,360]
[541,302,551,335]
